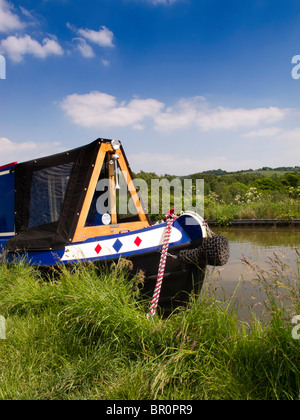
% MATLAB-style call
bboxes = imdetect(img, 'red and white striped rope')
[148,212,177,318]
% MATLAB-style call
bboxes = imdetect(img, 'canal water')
[203,226,300,321]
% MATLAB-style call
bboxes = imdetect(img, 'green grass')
[205,197,300,223]
[0,255,299,400]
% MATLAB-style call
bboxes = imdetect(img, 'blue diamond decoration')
[113,239,123,253]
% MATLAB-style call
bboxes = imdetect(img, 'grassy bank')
[0,256,299,400]
[135,169,300,222]
[205,198,300,223]
[204,193,300,224]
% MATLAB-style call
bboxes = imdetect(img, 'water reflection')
[203,226,300,320]
[215,226,300,249]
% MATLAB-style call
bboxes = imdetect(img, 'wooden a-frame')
[72,142,149,243]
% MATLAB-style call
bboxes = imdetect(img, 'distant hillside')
[188,166,300,178]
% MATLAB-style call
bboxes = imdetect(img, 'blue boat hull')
[2,212,205,266]
[1,212,208,313]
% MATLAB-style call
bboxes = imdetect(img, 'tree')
[226,182,248,199]
[250,178,284,192]
[281,173,300,188]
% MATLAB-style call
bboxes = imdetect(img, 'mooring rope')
[148,211,177,318]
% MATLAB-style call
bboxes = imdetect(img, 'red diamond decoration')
[95,244,102,255]
[134,236,142,247]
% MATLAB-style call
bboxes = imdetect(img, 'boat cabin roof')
[4,138,149,252]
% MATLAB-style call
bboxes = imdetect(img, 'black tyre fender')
[178,235,230,267]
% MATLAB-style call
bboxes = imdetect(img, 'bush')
[226,182,248,200]
[281,173,300,188]
[250,178,285,193]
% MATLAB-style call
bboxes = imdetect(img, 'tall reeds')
[0,254,299,400]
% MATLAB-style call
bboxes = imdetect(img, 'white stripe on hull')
[61,226,183,262]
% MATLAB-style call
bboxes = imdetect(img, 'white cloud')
[276,128,300,161]
[75,37,95,58]
[19,6,43,28]
[77,26,114,48]
[276,127,300,143]
[0,34,64,62]
[19,6,34,20]
[138,0,179,5]
[152,0,178,4]
[0,0,24,33]
[242,127,283,138]
[61,91,289,135]
[0,137,64,166]
[155,97,288,132]
[154,96,288,132]
[153,96,204,131]
[101,58,110,66]
[67,23,115,58]
[195,106,287,131]
[61,91,164,128]
[242,126,300,151]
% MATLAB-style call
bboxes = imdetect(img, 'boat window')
[0,170,15,234]
[116,165,140,223]
[85,155,109,226]
[85,154,140,226]
[28,162,74,228]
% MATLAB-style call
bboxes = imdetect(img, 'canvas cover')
[6,139,103,252]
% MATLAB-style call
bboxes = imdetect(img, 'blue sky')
[0,0,300,174]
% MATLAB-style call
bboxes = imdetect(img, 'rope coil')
[148,211,177,318]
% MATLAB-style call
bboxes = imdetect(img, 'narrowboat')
[0,138,229,313]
